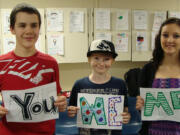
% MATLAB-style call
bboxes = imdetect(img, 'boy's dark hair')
[10,3,41,29]
[152,17,180,69]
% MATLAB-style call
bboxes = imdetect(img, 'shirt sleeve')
[121,80,128,107]
[69,81,78,106]
[53,61,61,94]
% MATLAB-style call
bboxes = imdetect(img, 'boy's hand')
[0,105,8,118]
[67,106,79,117]
[136,96,144,110]
[54,95,67,112]
[121,111,131,124]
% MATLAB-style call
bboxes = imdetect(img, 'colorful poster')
[116,32,128,52]
[136,32,148,51]
[77,93,124,129]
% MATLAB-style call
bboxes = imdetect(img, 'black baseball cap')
[87,39,118,58]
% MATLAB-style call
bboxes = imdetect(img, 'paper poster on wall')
[95,9,110,30]
[153,11,166,31]
[3,36,16,54]
[168,11,180,19]
[69,11,84,32]
[116,33,128,52]
[1,82,59,122]
[46,9,64,32]
[133,10,148,30]
[35,37,41,51]
[151,31,158,51]
[47,33,64,55]
[136,32,148,51]
[140,88,180,122]
[2,11,11,34]
[96,32,112,41]
[77,93,124,129]
[116,10,129,30]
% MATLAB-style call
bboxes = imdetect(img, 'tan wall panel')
[0,0,179,90]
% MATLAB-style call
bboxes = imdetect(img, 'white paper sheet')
[151,31,157,50]
[2,11,11,34]
[96,32,112,41]
[95,9,110,30]
[46,9,64,32]
[133,10,148,30]
[47,33,64,55]
[140,88,180,122]
[116,10,129,30]
[2,82,59,122]
[69,11,84,32]
[169,11,180,19]
[3,36,16,54]
[152,11,166,31]
[77,93,124,129]
[35,37,41,51]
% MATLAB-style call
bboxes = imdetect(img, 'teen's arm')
[54,93,67,112]
[67,106,79,117]
[121,107,131,124]
[136,96,144,110]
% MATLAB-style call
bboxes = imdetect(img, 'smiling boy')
[0,3,67,135]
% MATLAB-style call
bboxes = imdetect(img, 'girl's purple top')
[149,78,180,135]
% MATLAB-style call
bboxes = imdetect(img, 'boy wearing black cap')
[68,39,130,135]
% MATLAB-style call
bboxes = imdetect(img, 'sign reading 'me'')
[77,93,124,130]
[2,82,59,122]
[140,88,180,122]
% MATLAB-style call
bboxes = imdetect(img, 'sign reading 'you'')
[2,82,59,122]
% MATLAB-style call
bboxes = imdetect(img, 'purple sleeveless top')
[149,78,180,135]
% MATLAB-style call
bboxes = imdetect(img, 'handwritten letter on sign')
[2,82,59,122]
[140,88,180,122]
[77,93,124,129]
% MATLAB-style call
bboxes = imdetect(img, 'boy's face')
[88,53,114,75]
[10,12,40,50]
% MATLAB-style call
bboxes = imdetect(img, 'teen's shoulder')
[0,51,13,60]
[37,51,57,63]
[111,76,124,82]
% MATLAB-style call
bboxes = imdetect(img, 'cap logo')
[97,41,111,51]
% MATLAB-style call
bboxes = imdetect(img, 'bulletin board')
[93,8,131,61]
[131,10,167,61]
[45,8,89,63]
